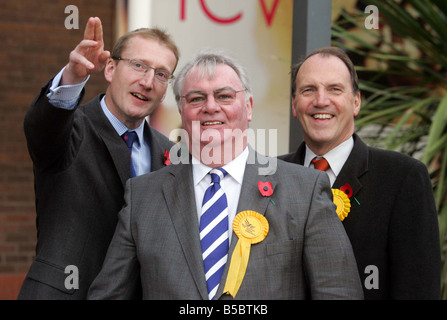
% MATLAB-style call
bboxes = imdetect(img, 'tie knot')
[312,157,329,171]
[209,168,227,184]
[122,131,138,149]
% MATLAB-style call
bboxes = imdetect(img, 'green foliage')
[332,0,447,298]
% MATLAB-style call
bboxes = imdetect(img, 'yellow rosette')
[223,210,269,298]
[332,188,351,221]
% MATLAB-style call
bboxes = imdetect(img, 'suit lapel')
[145,123,167,172]
[292,142,306,165]
[162,164,209,300]
[82,95,130,187]
[235,154,276,217]
[332,134,368,199]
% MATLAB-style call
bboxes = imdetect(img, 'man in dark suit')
[19,17,179,299]
[87,51,363,300]
[280,47,440,299]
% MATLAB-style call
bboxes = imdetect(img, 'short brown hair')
[111,27,180,72]
[291,47,359,98]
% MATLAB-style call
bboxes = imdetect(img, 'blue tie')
[200,168,229,300]
[122,131,138,177]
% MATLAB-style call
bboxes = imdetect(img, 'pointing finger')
[83,17,97,41]
[94,17,104,44]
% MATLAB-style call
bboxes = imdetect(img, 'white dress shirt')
[192,147,249,243]
[304,137,354,186]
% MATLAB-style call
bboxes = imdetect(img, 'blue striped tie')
[200,168,229,300]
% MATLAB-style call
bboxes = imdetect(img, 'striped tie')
[199,168,229,300]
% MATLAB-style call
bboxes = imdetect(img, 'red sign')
[180,0,283,27]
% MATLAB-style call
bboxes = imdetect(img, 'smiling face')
[179,64,253,166]
[292,54,361,155]
[104,36,177,129]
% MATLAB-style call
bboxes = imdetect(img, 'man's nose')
[314,88,330,106]
[202,94,220,112]
[138,69,155,88]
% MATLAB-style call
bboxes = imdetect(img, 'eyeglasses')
[113,57,174,84]
[181,87,246,108]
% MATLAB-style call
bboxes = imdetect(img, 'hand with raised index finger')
[62,17,111,85]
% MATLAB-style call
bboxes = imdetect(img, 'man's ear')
[291,96,298,119]
[246,96,254,122]
[104,58,115,83]
[353,91,361,117]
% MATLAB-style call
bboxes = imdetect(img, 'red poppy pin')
[163,149,172,166]
[258,181,275,205]
[339,183,360,205]
[258,181,273,196]
[339,183,353,198]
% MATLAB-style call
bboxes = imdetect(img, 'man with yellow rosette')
[88,50,363,300]
[280,47,440,299]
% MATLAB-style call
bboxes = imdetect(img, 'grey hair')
[172,49,253,111]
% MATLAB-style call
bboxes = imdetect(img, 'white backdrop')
[120,0,293,155]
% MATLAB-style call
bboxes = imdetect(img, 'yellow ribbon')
[332,188,351,221]
[223,210,269,298]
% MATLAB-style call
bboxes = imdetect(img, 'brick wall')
[0,0,115,297]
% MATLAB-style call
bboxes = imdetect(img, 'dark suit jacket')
[87,150,363,299]
[19,80,174,299]
[279,134,441,299]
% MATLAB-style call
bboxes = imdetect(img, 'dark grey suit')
[88,151,363,299]
[19,80,174,299]
[280,134,441,299]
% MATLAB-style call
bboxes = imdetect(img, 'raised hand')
[61,17,111,85]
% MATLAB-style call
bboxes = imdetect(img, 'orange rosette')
[332,188,351,221]
[223,210,269,298]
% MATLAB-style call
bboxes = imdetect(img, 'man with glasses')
[87,50,363,300]
[20,17,179,299]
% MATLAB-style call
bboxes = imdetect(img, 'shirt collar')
[100,96,145,146]
[304,136,354,177]
[192,147,249,186]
